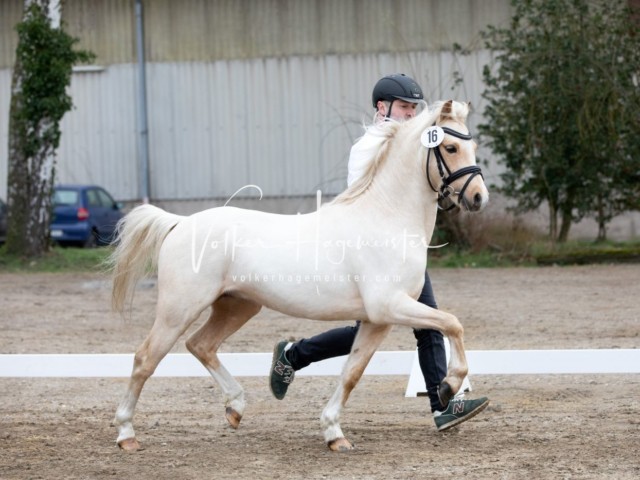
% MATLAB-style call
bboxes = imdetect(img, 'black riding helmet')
[371,74,424,109]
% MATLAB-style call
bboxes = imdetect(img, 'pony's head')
[415,100,488,212]
[333,100,488,213]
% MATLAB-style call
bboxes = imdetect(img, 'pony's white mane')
[332,101,470,204]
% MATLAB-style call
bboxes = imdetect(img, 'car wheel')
[84,230,98,248]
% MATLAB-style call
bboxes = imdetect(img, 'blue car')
[50,185,124,247]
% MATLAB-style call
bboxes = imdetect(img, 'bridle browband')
[425,125,483,211]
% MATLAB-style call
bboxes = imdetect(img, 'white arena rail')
[1,349,638,397]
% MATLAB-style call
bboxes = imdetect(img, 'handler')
[269,74,489,431]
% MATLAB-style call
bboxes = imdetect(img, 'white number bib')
[420,126,445,148]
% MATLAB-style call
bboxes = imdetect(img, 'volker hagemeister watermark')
[190,186,445,274]
[229,272,403,285]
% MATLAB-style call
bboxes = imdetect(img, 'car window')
[86,189,102,207]
[54,190,79,206]
[97,189,115,208]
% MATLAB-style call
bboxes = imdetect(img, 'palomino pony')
[110,100,488,452]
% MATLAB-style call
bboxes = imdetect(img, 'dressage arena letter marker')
[406,338,472,397]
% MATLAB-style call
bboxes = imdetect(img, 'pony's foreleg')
[389,293,468,406]
[114,300,207,451]
[185,295,261,429]
[321,322,391,452]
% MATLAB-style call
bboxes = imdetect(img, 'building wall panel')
[0,49,494,202]
[1,1,511,68]
[0,0,23,68]
[0,0,508,202]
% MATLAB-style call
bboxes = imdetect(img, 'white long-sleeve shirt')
[346,125,387,187]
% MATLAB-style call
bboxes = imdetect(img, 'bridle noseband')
[425,126,483,211]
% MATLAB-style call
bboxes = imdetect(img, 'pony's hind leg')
[185,295,261,429]
[114,293,213,451]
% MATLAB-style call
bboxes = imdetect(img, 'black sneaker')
[433,397,489,431]
[269,340,295,400]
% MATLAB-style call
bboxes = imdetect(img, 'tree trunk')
[558,188,575,243]
[558,208,573,243]
[596,195,607,242]
[5,0,58,258]
[548,201,558,242]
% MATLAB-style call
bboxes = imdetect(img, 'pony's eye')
[444,145,457,154]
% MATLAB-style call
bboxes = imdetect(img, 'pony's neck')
[355,138,438,235]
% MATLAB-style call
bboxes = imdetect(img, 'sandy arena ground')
[0,265,638,479]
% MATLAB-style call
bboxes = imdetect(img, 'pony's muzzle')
[471,192,485,211]
[461,186,488,212]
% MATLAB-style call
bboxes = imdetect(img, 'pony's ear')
[439,100,453,120]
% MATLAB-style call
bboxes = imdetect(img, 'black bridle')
[425,126,483,211]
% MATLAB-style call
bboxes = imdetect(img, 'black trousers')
[286,270,447,412]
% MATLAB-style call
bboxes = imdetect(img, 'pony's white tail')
[109,204,183,315]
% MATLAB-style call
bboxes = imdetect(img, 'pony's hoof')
[225,407,242,429]
[328,438,354,452]
[118,437,141,452]
[438,381,455,407]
